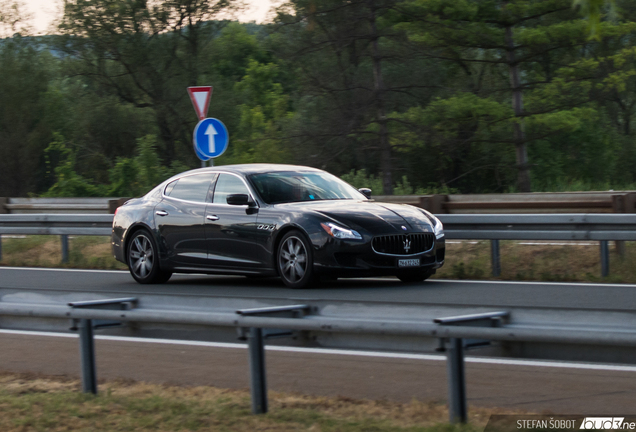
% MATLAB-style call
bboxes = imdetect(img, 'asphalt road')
[1,331,636,414]
[2,267,636,414]
[1,267,636,311]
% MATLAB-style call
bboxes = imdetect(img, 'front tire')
[277,230,315,289]
[127,230,172,284]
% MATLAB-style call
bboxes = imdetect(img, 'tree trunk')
[504,25,531,192]
[368,3,393,195]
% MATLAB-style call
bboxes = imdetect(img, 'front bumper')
[312,235,445,277]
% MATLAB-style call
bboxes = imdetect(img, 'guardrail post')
[69,297,137,395]
[248,327,267,414]
[600,241,610,278]
[236,305,310,415]
[446,337,467,423]
[78,318,97,394]
[490,240,501,277]
[61,235,69,264]
[434,311,509,424]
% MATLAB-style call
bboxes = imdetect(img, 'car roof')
[176,163,325,177]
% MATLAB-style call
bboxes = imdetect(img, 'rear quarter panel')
[112,190,162,263]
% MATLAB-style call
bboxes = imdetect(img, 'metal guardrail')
[0,214,113,236]
[442,214,636,241]
[375,191,636,214]
[0,213,632,276]
[0,300,635,422]
[0,215,113,263]
[0,198,129,215]
[3,193,635,215]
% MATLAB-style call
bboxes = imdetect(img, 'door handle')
[206,215,219,221]
[156,210,168,216]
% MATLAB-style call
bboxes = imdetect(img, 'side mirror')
[358,188,372,199]
[227,194,251,206]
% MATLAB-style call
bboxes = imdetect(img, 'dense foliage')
[0,0,634,197]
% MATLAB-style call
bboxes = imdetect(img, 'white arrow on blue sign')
[193,118,229,160]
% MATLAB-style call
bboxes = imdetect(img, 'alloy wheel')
[129,234,154,279]
[279,236,308,284]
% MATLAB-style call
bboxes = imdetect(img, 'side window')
[213,174,249,204]
[166,173,214,202]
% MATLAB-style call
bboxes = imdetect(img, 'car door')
[204,173,262,271]
[155,172,217,267]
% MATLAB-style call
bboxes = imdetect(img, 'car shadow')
[164,274,425,292]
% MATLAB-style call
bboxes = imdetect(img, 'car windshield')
[248,171,366,204]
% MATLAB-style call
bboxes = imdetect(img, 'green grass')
[3,235,636,284]
[1,235,51,255]
[0,235,126,270]
[434,240,636,283]
[0,373,489,432]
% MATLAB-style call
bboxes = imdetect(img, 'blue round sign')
[193,118,229,160]
[193,141,211,161]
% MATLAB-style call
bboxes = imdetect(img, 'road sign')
[187,86,213,120]
[193,118,229,160]
[193,140,211,161]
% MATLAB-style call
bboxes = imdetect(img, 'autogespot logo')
[580,418,630,430]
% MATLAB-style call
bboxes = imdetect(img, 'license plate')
[398,258,420,268]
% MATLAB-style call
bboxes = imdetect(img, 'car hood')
[275,200,434,234]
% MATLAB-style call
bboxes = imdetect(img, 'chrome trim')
[371,234,435,257]
[210,172,257,205]
[161,172,216,205]
[160,171,259,207]
[206,215,219,221]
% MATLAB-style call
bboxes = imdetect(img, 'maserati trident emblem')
[403,238,411,253]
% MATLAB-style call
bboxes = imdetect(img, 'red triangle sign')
[187,86,213,120]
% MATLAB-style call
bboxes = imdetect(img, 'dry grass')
[0,372,518,432]
[2,236,635,283]
[434,240,636,283]
[0,236,126,270]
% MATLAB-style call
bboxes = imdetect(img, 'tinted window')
[248,171,365,204]
[166,174,214,202]
[213,174,249,204]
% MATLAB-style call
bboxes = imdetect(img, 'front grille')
[372,233,435,255]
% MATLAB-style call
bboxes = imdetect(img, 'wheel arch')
[123,223,158,263]
[271,224,312,276]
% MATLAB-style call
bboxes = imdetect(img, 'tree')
[274,0,437,194]
[57,0,241,165]
[397,0,628,191]
[0,37,54,196]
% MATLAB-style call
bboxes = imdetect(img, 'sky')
[21,0,275,35]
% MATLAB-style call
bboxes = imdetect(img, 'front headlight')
[433,218,444,239]
[320,222,363,240]
[421,210,444,239]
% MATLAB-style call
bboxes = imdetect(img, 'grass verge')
[0,372,505,432]
[434,240,636,283]
[1,236,636,283]
[0,235,126,270]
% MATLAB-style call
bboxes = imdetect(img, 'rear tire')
[277,230,315,289]
[127,230,172,284]
[397,269,434,283]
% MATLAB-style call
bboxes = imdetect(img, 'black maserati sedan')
[112,164,445,288]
